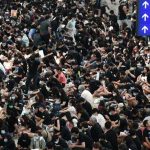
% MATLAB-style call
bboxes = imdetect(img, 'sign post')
[137,0,150,36]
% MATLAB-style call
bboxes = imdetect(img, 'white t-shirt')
[81,89,94,106]
[0,63,6,75]
[92,114,106,129]
[67,106,77,117]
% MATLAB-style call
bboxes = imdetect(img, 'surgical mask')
[1,130,5,134]
[106,37,109,40]
[17,38,21,41]
[4,138,8,142]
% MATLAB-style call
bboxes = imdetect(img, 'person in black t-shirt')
[17,133,31,149]
[24,54,41,94]
[35,105,51,126]
[105,121,118,150]
[129,129,141,150]
[60,119,71,142]
[70,127,93,149]
[12,59,24,84]
[131,122,143,143]
[143,120,150,149]
[52,132,69,150]
[89,116,103,142]
[79,97,92,116]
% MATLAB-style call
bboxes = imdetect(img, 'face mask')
[4,138,8,142]
[106,37,109,40]
[17,38,21,41]
[1,130,5,134]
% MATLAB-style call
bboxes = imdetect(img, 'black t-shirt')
[105,70,115,82]
[109,14,118,24]
[89,79,100,94]
[61,126,71,141]
[6,116,18,133]
[82,101,92,116]
[35,110,51,125]
[143,128,150,142]
[78,132,93,149]
[28,58,40,75]
[105,129,118,150]
[80,110,90,122]
[18,134,31,148]
[27,118,37,133]
[136,129,143,142]
[100,139,113,150]
[3,139,16,150]
[53,138,68,149]
[119,4,127,20]
[109,113,120,122]
[90,123,103,142]
[132,137,141,150]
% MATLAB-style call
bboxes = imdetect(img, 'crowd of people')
[0,0,149,149]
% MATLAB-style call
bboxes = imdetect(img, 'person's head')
[92,108,99,115]
[68,98,76,107]
[92,142,102,150]
[81,122,88,131]
[143,120,150,128]
[105,121,112,130]
[110,10,114,15]
[53,131,60,142]
[118,143,128,150]
[89,116,97,125]
[143,67,149,74]
[78,85,85,93]
[78,97,86,104]
[129,129,136,137]
[56,67,62,74]
[39,105,45,112]
[71,127,79,138]
[132,122,139,130]
[46,142,54,150]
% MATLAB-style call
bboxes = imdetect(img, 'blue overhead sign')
[137,0,150,36]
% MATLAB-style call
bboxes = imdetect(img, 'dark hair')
[110,10,114,14]
[57,67,62,71]
[92,108,99,114]
[143,120,148,127]
[46,142,53,149]
[129,129,136,136]
[79,97,85,103]
[71,127,79,134]
[93,142,102,150]
[118,143,128,150]
[132,122,139,130]
[105,121,112,129]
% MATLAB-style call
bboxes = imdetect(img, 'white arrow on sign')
[142,1,149,9]
[142,13,149,21]
[142,26,148,33]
